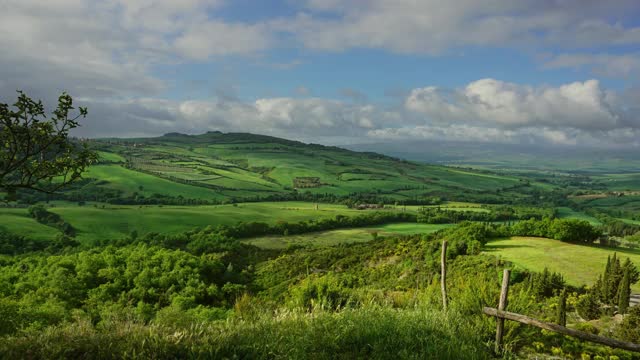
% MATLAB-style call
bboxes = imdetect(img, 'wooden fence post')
[441,240,448,311]
[495,269,511,354]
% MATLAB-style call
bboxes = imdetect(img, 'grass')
[0,208,58,240]
[0,307,490,359]
[0,201,466,244]
[38,202,365,244]
[243,223,453,250]
[555,207,602,225]
[484,237,640,292]
[84,165,226,200]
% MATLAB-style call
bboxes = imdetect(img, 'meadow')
[555,206,602,225]
[243,223,453,249]
[1,202,365,243]
[0,199,494,244]
[485,236,640,292]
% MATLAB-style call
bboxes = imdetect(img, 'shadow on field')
[484,244,532,251]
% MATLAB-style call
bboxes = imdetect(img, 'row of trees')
[509,217,601,243]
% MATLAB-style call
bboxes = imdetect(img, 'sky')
[1,0,640,148]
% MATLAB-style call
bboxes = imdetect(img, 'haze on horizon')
[2,0,640,149]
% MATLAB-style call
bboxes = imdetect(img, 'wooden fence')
[483,269,640,354]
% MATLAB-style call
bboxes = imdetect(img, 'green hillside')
[77,132,530,203]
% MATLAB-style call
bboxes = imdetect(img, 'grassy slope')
[0,201,484,244]
[555,207,602,225]
[87,132,526,201]
[48,202,363,243]
[0,209,57,240]
[84,165,226,200]
[243,223,453,250]
[485,237,640,292]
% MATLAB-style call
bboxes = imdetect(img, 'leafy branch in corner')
[0,91,98,200]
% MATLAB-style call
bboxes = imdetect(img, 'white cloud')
[406,79,622,130]
[0,0,271,101]
[286,0,640,54]
[69,77,640,148]
[175,21,272,60]
[73,96,386,141]
[543,53,640,78]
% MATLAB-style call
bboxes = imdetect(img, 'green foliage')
[0,91,97,200]
[417,205,554,224]
[0,306,492,360]
[511,217,601,243]
[576,291,601,320]
[556,289,567,326]
[0,244,248,332]
[28,205,76,237]
[617,267,631,314]
[526,268,565,300]
[595,254,639,309]
[616,306,640,343]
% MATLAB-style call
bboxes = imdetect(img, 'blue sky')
[1,0,640,147]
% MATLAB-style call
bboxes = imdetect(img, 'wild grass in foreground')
[0,306,490,360]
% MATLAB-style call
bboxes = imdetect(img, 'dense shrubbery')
[417,205,555,224]
[0,230,77,255]
[0,244,253,335]
[509,217,602,243]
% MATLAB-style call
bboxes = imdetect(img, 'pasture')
[1,202,367,243]
[243,223,453,249]
[555,207,602,225]
[485,237,640,292]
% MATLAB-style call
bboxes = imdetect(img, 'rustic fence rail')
[484,268,640,354]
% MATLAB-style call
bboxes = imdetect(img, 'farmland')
[74,132,533,203]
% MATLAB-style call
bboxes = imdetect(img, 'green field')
[555,207,602,225]
[0,201,485,244]
[0,208,56,241]
[243,223,453,249]
[485,237,640,292]
[1,202,372,243]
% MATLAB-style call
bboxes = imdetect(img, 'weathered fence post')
[441,240,448,311]
[495,269,511,354]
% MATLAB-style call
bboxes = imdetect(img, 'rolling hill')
[78,131,532,203]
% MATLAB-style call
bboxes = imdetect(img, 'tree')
[557,289,567,326]
[617,267,631,315]
[0,91,97,200]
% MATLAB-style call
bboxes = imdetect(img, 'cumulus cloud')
[72,96,387,142]
[405,79,623,130]
[68,78,639,148]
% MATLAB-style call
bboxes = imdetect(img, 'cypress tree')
[602,256,611,303]
[557,289,567,326]
[618,268,631,315]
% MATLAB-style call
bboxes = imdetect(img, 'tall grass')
[0,306,491,359]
